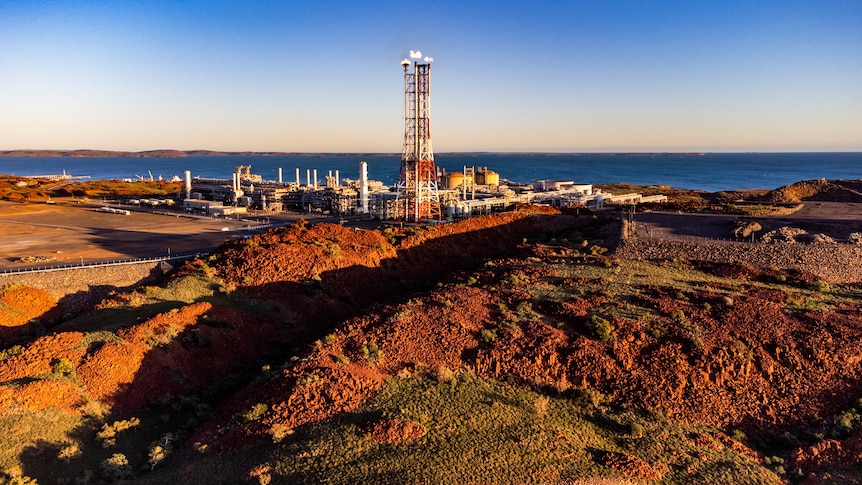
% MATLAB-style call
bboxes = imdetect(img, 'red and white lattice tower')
[397,53,440,222]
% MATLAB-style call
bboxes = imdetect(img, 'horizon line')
[2,149,861,157]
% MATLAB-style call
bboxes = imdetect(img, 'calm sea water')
[1,153,860,193]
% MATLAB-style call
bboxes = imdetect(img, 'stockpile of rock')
[13,255,57,263]
[760,227,836,244]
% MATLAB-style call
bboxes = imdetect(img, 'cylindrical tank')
[445,172,465,190]
[447,203,456,217]
[477,170,499,186]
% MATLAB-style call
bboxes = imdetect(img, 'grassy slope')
[142,371,780,485]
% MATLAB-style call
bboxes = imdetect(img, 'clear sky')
[1,0,860,152]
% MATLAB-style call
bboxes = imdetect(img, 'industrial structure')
[171,162,665,222]
[396,52,441,222]
[159,52,666,222]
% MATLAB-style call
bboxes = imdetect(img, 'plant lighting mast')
[397,51,440,222]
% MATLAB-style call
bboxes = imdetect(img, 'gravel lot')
[616,203,862,283]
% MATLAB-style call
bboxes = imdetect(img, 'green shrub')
[834,409,861,435]
[436,366,456,383]
[576,388,609,407]
[241,403,269,423]
[504,273,530,285]
[670,309,685,321]
[100,453,131,481]
[534,396,550,417]
[589,315,613,343]
[52,358,75,377]
[97,417,141,448]
[809,280,831,293]
[589,245,607,256]
[392,309,412,321]
[333,354,350,365]
[515,301,534,319]
[0,345,22,361]
[361,342,383,363]
[479,329,497,344]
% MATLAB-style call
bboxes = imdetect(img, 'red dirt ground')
[3,208,862,481]
[187,214,862,459]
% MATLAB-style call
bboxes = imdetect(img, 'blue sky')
[1,0,860,152]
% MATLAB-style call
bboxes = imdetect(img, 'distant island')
[0,149,707,158]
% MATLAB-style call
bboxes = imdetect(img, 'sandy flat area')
[0,200,241,269]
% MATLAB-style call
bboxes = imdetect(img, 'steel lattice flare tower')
[397,56,440,222]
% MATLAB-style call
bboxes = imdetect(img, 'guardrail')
[0,253,204,276]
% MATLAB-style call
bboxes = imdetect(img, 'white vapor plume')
[424,56,434,62]
[409,50,422,59]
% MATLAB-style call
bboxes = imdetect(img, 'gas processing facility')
[180,52,666,222]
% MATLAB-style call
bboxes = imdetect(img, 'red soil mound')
[0,332,86,383]
[791,431,862,472]
[76,340,150,406]
[1,299,288,413]
[78,302,287,410]
[0,379,85,413]
[601,451,666,481]
[367,419,427,443]
[196,226,862,452]
[0,286,57,326]
[0,285,63,342]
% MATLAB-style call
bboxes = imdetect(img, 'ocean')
[0,152,860,193]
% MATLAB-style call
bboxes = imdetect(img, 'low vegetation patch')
[253,373,778,484]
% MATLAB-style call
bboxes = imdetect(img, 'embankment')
[616,234,862,283]
[0,262,163,312]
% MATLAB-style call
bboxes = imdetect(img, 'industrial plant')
[170,52,665,221]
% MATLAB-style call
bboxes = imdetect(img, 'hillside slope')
[0,209,860,483]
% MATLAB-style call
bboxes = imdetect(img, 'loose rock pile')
[13,255,57,263]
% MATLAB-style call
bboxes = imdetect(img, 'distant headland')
[0,149,707,158]
[0,149,394,158]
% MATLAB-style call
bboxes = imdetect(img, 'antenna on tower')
[396,51,440,222]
